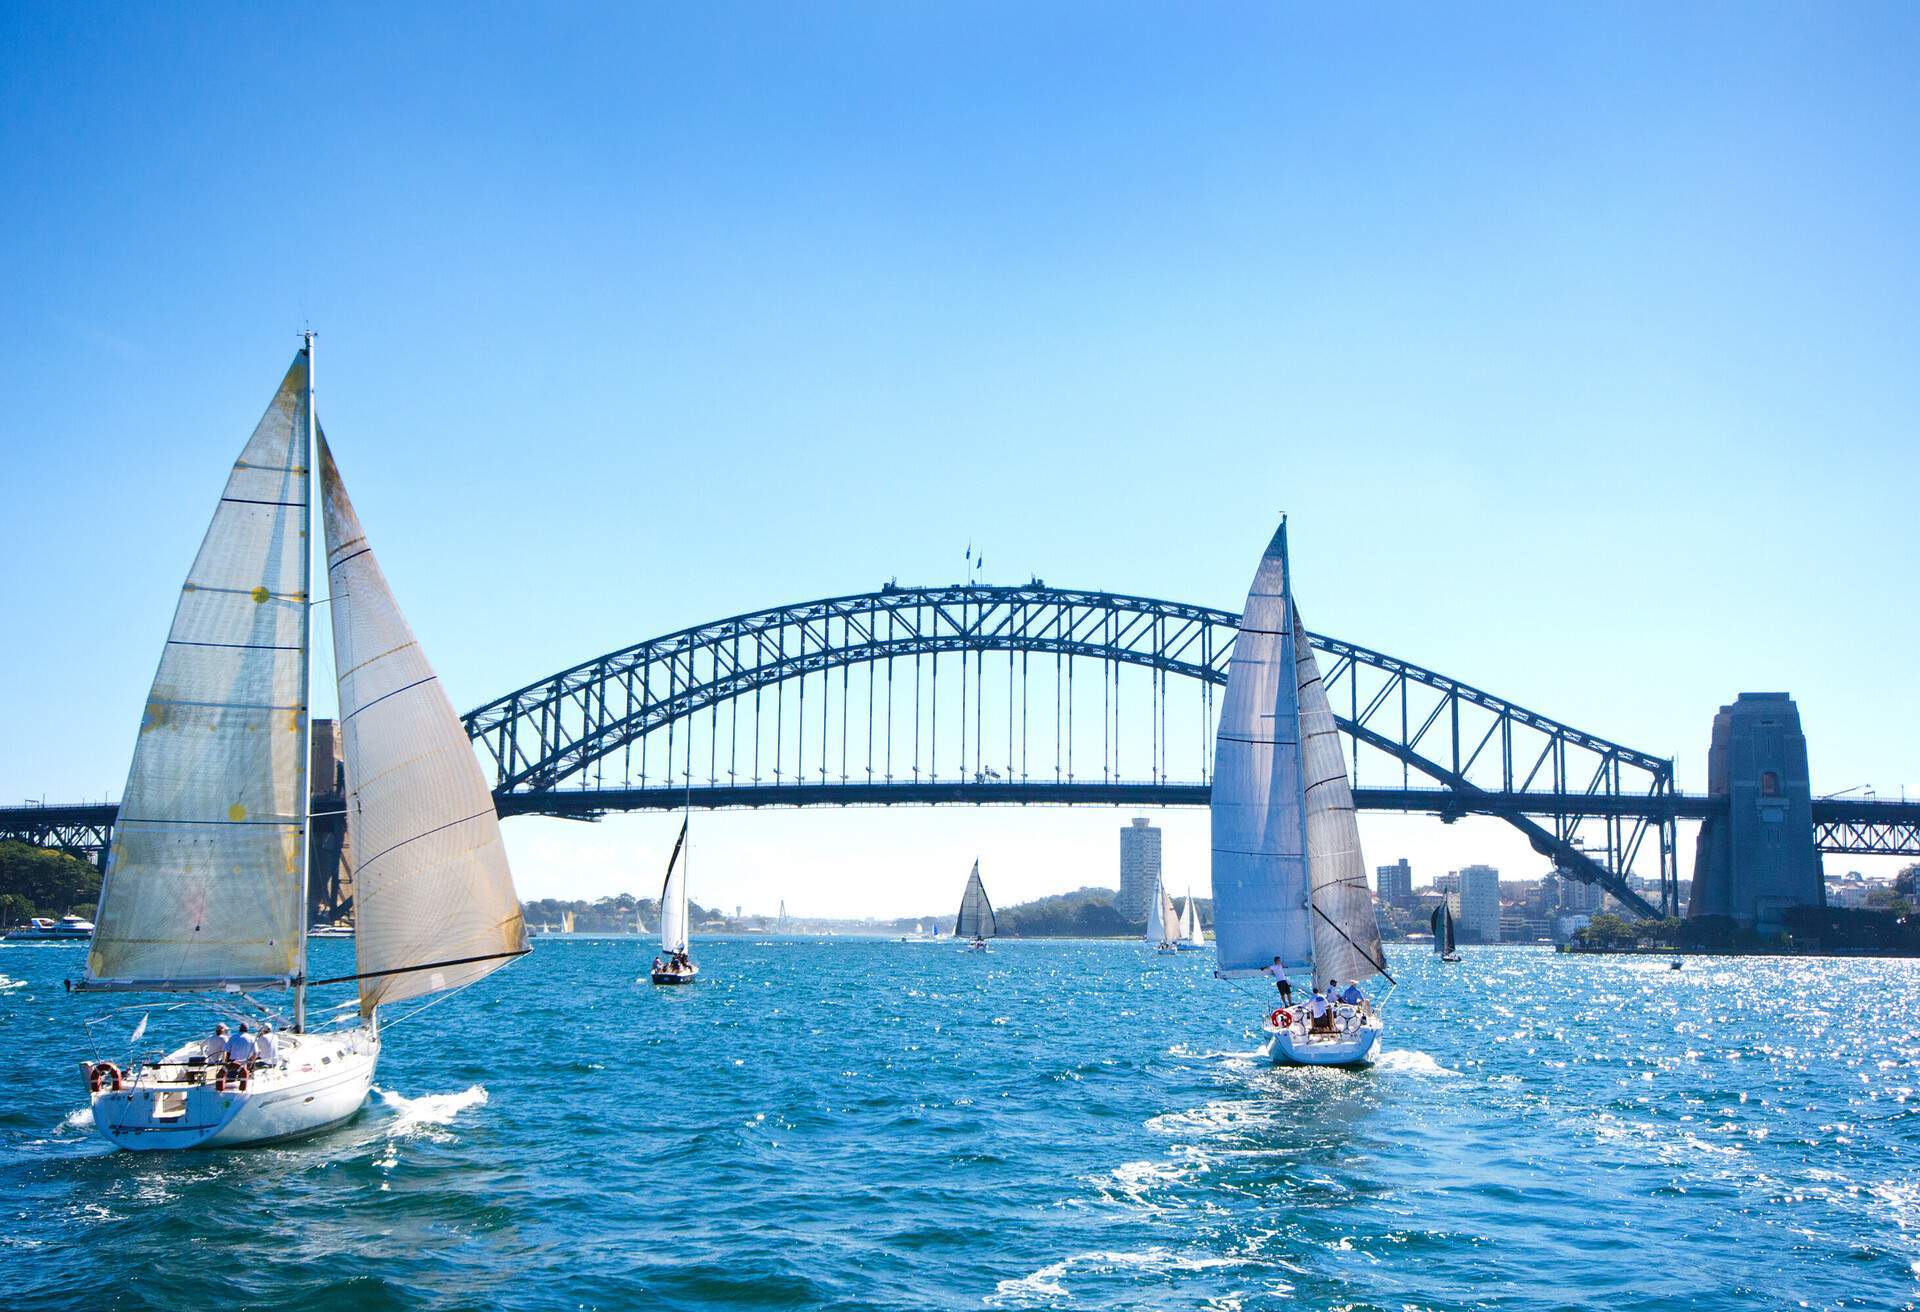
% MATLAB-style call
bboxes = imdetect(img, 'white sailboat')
[1210,519,1390,1067]
[956,859,995,951]
[650,818,697,984]
[1177,887,1206,950]
[1144,874,1181,953]
[76,338,529,1149]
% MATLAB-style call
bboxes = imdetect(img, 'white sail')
[87,353,313,990]
[1294,608,1386,986]
[320,436,528,1015]
[955,860,996,939]
[659,820,689,955]
[1180,887,1205,946]
[1144,874,1168,946]
[1209,522,1312,976]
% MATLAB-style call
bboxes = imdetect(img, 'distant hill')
[0,841,102,924]
[993,886,1213,939]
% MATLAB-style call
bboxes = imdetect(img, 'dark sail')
[1431,903,1456,955]
[955,860,996,939]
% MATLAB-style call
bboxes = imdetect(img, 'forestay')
[956,861,996,939]
[1208,522,1313,976]
[320,436,528,1015]
[1293,610,1386,985]
[87,354,313,990]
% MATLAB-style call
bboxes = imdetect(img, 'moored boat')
[1209,519,1391,1068]
[75,337,529,1150]
[5,914,95,942]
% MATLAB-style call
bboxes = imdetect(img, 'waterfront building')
[1431,872,1461,897]
[1458,864,1502,943]
[1118,817,1162,921]
[1376,858,1413,909]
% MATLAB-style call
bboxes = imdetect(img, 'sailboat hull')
[90,1027,379,1151]
[650,965,698,985]
[1264,1015,1383,1068]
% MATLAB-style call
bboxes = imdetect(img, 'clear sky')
[3,4,1917,917]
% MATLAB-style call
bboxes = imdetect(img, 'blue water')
[2,939,1917,1311]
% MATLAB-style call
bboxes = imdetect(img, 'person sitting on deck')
[1307,990,1332,1033]
[652,956,666,974]
[1339,980,1364,1007]
[202,1023,231,1063]
[225,1023,258,1068]
[255,1023,280,1068]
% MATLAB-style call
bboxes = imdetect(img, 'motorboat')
[5,914,95,942]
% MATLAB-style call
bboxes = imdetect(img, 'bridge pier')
[1687,693,1824,934]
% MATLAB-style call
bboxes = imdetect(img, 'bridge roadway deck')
[7,787,1919,831]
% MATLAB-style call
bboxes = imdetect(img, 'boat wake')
[987,1248,1257,1305]
[0,973,27,992]
[59,1105,94,1132]
[1373,1049,1459,1077]
[372,1084,489,1139]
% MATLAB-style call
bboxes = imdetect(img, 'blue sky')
[3,4,1917,914]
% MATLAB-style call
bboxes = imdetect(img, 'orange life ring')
[215,1062,250,1094]
[87,1061,123,1094]
[1268,1009,1292,1029]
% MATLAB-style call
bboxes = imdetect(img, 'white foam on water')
[372,1084,488,1139]
[60,1105,94,1131]
[0,974,27,992]
[986,1249,1254,1305]
[1373,1048,1460,1077]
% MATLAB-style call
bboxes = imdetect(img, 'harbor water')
[2,939,1916,1310]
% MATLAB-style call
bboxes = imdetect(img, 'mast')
[295,329,315,1033]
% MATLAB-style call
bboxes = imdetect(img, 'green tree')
[0,841,102,920]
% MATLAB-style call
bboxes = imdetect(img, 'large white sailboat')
[955,860,995,951]
[1210,519,1390,1068]
[1144,874,1181,953]
[76,339,530,1149]
[650,818,697,984]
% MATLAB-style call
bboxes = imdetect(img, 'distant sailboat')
[1209,518,1390,1067]
[956,860,996,951]
[77,337,529,1149]
[1144,874,1181,953]
[1432,903,1461,962]
[1178,888,1206,950]
[650,818,697,984]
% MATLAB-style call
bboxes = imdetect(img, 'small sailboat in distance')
[649,818,697,984]
[1210,518,1390,1068]
[1145,874,1181,953]
[1178,887,1206,951]
[956,859,995,951]
[76,336,529,1149]
[1432,902,1461,962]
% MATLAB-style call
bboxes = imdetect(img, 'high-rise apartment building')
[1376,858,1413,908]
[1458,864,1503,943]
[1118,818,1162,921]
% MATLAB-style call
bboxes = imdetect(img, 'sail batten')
[320,435,527,1016]
[84,353,314,990]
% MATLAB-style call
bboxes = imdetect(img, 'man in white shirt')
[1265,957,1293,1005]
[202,1023,230,1063]
[255,1023,280,1068]
[225,1023,258,1067]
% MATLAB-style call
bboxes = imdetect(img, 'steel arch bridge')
[463,582,1681,917]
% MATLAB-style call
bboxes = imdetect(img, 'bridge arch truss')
[464,583,1679,916]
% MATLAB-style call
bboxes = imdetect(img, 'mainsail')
[86,353,314,990]
[1147,876,1181,946]
[1432,903,1456,956]
[320,436,528,1016]
[659,818,689,956]
[1209,522,1312,976]
[1293,609,1387,986]
[955,860,996,939]
[1180,888,1205,947]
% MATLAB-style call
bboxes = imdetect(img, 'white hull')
[1264,1013,1383,1068]
[91,1027,379,1151]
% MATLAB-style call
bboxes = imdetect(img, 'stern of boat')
[1264,1014,1383,1068]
